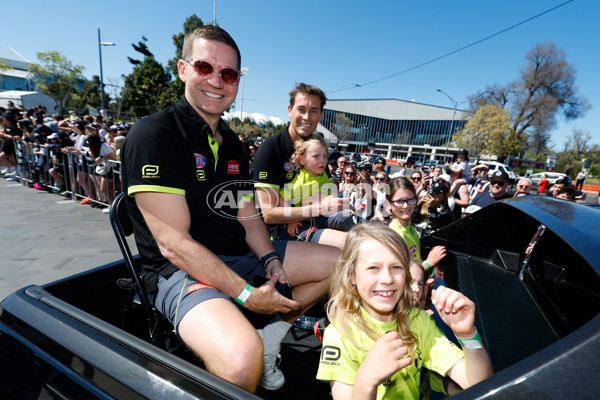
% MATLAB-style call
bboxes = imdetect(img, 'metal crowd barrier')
[12,140,122,210]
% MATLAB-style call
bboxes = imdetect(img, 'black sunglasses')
[344,171,356,175]
[375,177,386,182]
[184,58,242,85]
[490,180,506,186]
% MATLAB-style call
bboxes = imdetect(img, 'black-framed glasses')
[490,180,506,186]
[390,197,417,207]
[375,177,386,182]
[344,171,356,176]
[184,58,242,85]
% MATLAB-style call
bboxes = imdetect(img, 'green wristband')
[235,284,254,305]
[423,260,433,271]
[457,330,482,349]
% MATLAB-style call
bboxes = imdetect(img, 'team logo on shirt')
[409,245,417,254]
[227,160,240,174]
[259,171,268,179]
[321,345,341,363]
[284,162,295,172]
[194,153,207,169]
[142,165,159,178]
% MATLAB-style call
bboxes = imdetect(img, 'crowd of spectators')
[1,102,593,220]
[0,104,131,213]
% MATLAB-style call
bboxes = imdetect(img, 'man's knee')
[202,330,263,390]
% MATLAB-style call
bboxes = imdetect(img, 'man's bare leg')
[178,298,263,392]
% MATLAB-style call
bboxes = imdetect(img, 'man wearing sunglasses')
[253,83,347,249]
[463,170,511,216]
[514,178,532,197]
[121,26,338,393]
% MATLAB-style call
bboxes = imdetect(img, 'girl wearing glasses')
[386,177,446,277]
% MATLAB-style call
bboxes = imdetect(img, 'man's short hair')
[182,25,241,69]
[289,83,327,110]
[554,178,569,186]
[518,178,532,186]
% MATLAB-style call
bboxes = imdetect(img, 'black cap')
[490,170,509,182]
[1,112,17,123]
[455,148,469,161]
[429,181,449,194]
[375,157,386,165]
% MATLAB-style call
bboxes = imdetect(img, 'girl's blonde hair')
[291,134,328,171]
[326,223,418,353]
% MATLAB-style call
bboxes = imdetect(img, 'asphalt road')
[0,180,129,302]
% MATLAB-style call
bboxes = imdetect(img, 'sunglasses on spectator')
[344,171,355,176]
[375,177,386,182]
[390,197,417,207]
[518,184,530,188]
[490,180,506,186]
[338,161,348,164]
[411,176,422,181]
[184,58,242,85]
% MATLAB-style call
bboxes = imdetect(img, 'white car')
[530,172,569,190]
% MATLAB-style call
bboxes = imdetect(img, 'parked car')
[1,196,599,399]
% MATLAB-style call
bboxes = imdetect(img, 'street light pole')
[98,28,116,114]
[240,67,249,121]
[436,89,458,162]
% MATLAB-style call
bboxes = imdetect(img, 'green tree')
[71,75,103,112]
[163,14,206,105]
[28,51,86,114]
[122,37,171,118]
[452,105,518,162]
[555,129,594,177]
[470,42,590,154]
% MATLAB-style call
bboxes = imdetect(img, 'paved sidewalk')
[0,181,130,301]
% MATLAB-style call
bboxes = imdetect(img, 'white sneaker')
[257,330,285,390]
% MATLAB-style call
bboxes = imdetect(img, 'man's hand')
[431,287,476,337]
[319,195,347,217]
[245,273,300,314]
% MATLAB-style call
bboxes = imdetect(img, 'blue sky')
[2,0,597,149]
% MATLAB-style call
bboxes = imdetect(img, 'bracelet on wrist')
[235,283,254,305]
[260,251,280,268]
[456,329,482,349]
[263,256,280,271]
[422,260,433,272]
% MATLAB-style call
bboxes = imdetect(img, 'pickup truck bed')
[1,196,599,399]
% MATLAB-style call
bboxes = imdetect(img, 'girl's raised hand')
[431,287,476,337]
[355,331,412,388]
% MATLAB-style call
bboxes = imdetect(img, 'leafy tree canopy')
[469,42,590,154]
[28,51,86,114]
[453,105,518,162]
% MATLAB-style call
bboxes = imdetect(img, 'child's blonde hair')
[291,134,328,171]
[326,223,418,353]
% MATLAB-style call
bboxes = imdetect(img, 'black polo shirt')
[252,125,297,189]
[121,97,251,292]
